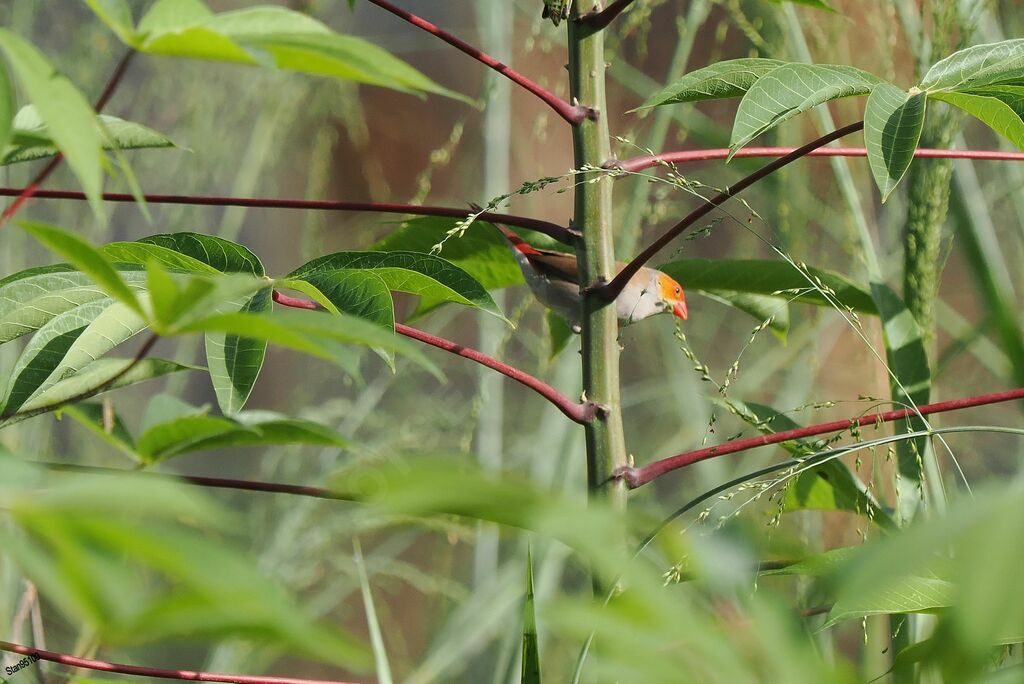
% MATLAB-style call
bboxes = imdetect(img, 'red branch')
[271,291,596,424]
[1,50,135,224]
[612,146,1024,174]
[593,121,865,301]
[618,386,1024,488]
[0,188,573,244]
[579,0,637,31]
[0,639,357,684]
[37,461,347,501]
[364,0,592,125]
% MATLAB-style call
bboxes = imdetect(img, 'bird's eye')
[674,287,681,295]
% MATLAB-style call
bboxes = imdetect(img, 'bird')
[487,218,688,331]
[542,0,572,26]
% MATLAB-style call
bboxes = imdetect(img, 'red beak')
[672,301,688,320]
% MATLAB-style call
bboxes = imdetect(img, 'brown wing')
[522,248,581,286]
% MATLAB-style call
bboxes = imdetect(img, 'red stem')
[1,50,135,224]
[0,639,357,684]
[37,462,348,501]
[619,386,1024,488]
[613,146,1024,174]
[271,291,596,424]
[579,0,637,31]
[0,188,573,244]
[594,121,865,302]
[364,0,592,125]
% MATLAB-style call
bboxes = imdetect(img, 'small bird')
[542,0,572,26]
[490,220,688,331]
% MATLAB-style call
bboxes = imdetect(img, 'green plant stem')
[569,3,628,510]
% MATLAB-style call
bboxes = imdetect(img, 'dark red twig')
[618,386,1024,488]
[612,146,1024,174]
[35,461,348,502]
[364,0,592,125]
[0,188,573,245]
[1,50,135,224]
[0,639,357,684]
[579,0,637,31]
[271,291,596,424]
[594,121,865,302]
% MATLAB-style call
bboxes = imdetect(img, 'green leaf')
[124,233,267,413]
[0,62,14,152]
[138,232,264,275]
[521,548,542,684]
[699,291,790,337]
[0,470,369,667]
[730,63,882,154]
[657,258,877,313]
[920,39,1024,92]
[204,289,270,414]
[289,251,507,322]
[102,242,220,274]
[58,402,137,459]
[0,30,105,218]
[1,358,197,427]
[3,106,177,166]
[19,222,143,316]
[280,271,394,330]
[719,398,896,529]
[871,283,930,524]
[824,574,954,628]
[353,538,393,684]
[930,86,1024,150]
[83,0,136,43]
[864,84,927,201]
[633,59,785,109]
[112,3,466,101]
[0,266,146,344]
[546,310,574,359]
[180,309,441,380]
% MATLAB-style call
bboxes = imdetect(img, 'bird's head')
[656,272,688,320]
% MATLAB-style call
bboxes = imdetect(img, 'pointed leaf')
[930,86,1024,150]
[289,251,506,322]
[871,283,930,524]
[657,258,877,313]
[1,358,197,427]
[19,222,143,315]
[103,242,219,274]
[204,289,270,414]
[0,30,105,217]
[521,548,541,684]
[0,266,146,344]
[920,39,1024,92]
[138,232,264,275]
[730,64,882,153]
[282,270,394,330]
[0,62,14,152]
[3,106,176,166]
[634,59,785,109]
[699,291,790,337]
[180,309,441,379]
[121,4,466,101]
[824,575,954,628]
[864,84,927,201]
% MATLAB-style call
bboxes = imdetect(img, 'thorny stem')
[618,386,1024,488]
[0,334,158,422]
[594,121,865,302]
[271,291,596,424]
[0,50,135,224]
[0,639,358,684]
[0,189,574,245]
[578,0,637,32]
[364,0,593,125]
[611,146,1024,174]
